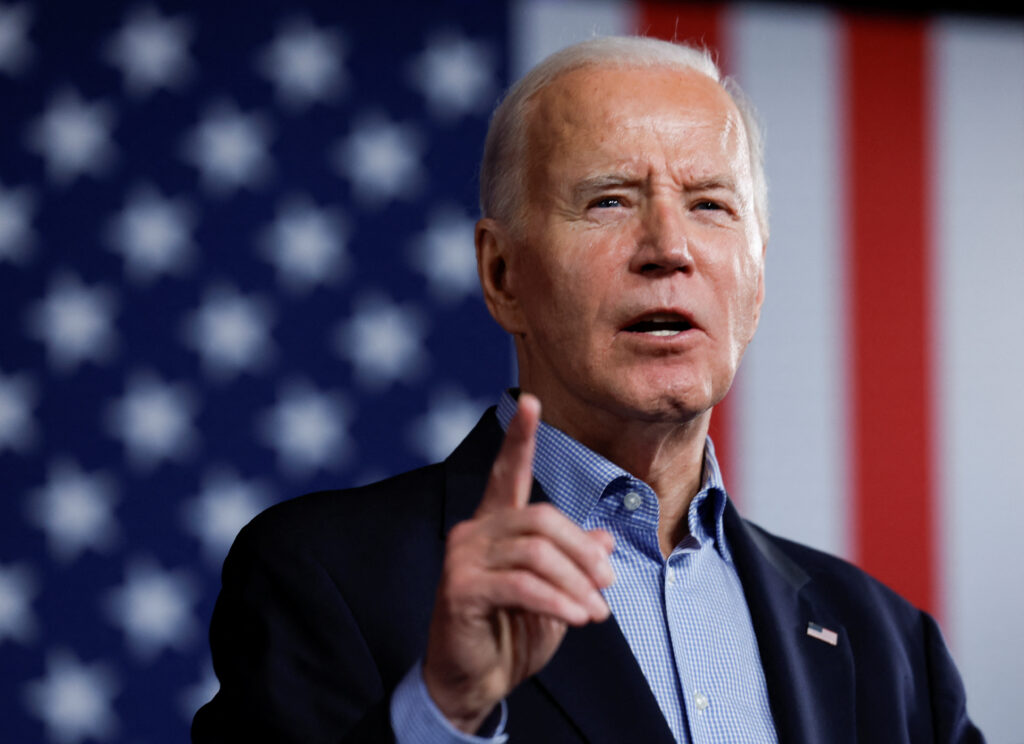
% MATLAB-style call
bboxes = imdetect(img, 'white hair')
[479,35,769,240]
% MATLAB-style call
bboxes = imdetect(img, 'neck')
[523,388,711,558]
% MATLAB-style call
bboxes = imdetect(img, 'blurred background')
[1,0,1021,741]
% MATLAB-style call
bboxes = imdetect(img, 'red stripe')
[636,2,740,496]
[845,16,937,616]
[637,3,722,56]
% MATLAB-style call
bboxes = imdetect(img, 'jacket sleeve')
[921,611,986,744]
[191,517,395,744]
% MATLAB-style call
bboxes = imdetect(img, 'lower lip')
[620,328,701,347]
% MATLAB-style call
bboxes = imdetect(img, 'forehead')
[524,64,747,180]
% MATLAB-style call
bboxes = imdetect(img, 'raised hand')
[421,393,615,734]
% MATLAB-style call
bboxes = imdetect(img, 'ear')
[752,240,767,327]
[476,217,527,334]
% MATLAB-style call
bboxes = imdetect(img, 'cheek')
[521,263,616,360]
[521,235,612,308]
[730,258,764,340]
[708,245,759,320]
[513,254,577,334]
[537,271,595,331]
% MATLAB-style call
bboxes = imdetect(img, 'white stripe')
[509,0,634,77]
[727,5,849,559]
[933,18,1024,742]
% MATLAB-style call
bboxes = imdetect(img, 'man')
[193,36,982,743]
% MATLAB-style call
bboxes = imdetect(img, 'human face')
[477,65,765,440]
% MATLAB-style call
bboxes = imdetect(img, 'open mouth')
[623,313,694,337]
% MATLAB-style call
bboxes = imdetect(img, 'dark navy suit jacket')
[193,409,983,743]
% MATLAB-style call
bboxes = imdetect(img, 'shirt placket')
[665,539,719,744]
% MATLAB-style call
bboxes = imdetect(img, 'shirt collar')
[496,389,732,561]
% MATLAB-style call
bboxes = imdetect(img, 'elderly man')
[193,37,982,743]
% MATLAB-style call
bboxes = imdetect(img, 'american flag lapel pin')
[806,621,839,646]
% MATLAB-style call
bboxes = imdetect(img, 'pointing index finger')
[479,393,541,514]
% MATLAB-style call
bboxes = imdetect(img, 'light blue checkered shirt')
[392,392,778,743]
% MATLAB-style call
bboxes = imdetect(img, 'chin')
[599,377,720,425]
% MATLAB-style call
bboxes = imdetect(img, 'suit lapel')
[725,504,856,744]
[442,411,675,743]
[533,614,676,744]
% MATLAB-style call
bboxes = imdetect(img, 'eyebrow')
[571,173,739,200]
[571,174,644,201]
[685,176,738,193]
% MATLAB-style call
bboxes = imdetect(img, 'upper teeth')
[625,314,690,336]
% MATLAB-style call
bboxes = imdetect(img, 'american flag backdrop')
[1,1,1022,742]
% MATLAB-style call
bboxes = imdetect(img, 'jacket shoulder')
[237,462,448,553]
[744,520,923,625]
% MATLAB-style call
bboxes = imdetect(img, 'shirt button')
[666,571,676,584]
[623,491,642,511]
[695,691,710,712]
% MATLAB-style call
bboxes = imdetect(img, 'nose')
[630,199,694,276]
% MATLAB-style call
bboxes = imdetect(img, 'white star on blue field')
[0,2,510,741]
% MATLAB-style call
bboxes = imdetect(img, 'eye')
[694,200,723,211]
[590,196,624,209]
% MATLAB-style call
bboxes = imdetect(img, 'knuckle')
[442,535,484,579]
[584,539,607,565]
[519,536,549,565]
[525,502,560,530]
[447,520,472,543]
[533,502,560,519]
[447,518,487,548]
[505,570,537,600]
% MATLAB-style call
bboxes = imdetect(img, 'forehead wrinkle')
[627,112,746,189]
[716,110,753,179]
[525,65,756,208]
